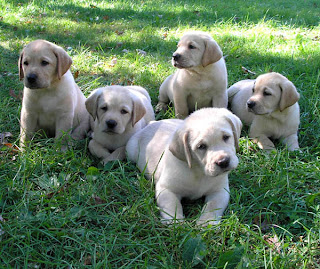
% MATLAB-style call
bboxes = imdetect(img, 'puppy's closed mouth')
[103,129,118,135]
[173,61,184,68]
[24,80,42,89]
[209,167,232,175]
[247,108,270,116]
[26,84,42,90]
[172,60,192,69]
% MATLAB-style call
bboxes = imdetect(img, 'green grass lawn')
[1,0,319,267]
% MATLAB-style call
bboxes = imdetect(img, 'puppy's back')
[127,86,151,102]
[126,119,181,179]
[228,80,255,125]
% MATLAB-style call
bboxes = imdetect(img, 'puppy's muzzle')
[26,73,38,88]
[172,53,181,62]
[247,100,256,109]
[215,156,230,169]
[106,119,117,129]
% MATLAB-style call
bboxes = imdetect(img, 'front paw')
[155,102,168,113]
[102,148,126,164]
[160,217,185,225]
[254,138,276,151]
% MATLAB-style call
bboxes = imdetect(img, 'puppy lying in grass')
[86,85,155,164]
[19,40,90,150]
[156,31,228,119]
[126,108,242,226]
[228,72,300,151]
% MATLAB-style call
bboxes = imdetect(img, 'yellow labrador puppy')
[156,31,228,119]
[86,85,155,164]
[228,72,300,151]
[19,40,90,149]
[126,108,242,226]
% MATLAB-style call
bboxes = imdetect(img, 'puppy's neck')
[264,105,295,122]
[185,66,208,77]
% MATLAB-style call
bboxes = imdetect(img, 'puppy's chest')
[27,92,70,114]
[25,93,70,129]
[254,114,297,138]
[161,171,220,199]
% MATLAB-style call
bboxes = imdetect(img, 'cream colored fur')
[156,31,228,119]
[86,85,155,164]
[126,108,242,226]
[228,72,300,151]
[19,40,90,150]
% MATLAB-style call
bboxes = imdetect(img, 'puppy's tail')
[227,85,241,103]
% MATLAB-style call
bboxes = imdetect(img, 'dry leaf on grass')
[84,255,92,265]
[0,132,12,144]
[253,215,271,232]
[0,215,4,236]
[136,49,147,56]
[0,132,19,156]
[263,234,281,254]
[241,66,256,76]
[92,195,107,205]
[73,70,79,79]
[110,58,117,67]
[9,89,23,101]
[116,42,123,48]
[115,30,124,35]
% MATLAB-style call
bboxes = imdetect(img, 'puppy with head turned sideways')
[228,72,300,151]
[86,85,155,164]
[19,40,90,150]
[126,108,242,226]
[156,31,228,119]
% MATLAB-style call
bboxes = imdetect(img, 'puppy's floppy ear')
[279,80,300,111]
[225,112,242,151]
[169,127,192,168]
[85,89,102,120]
[18,50,24,80]
[131,95,146,127]
[201,37,223,67]
[52,45,72,80]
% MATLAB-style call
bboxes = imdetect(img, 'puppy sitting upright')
[86,85,155,164]
[19,40,90,149]
[126,108,242,226]
[156,31,228,119]
[228,72,300,151]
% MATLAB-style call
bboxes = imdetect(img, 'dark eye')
[223,135,230,142]
[41,60,49,66]
[121,109,128,114]
[263,90,271,96]
[101,106,108,111]
[23,61,29,66]
[188,44,196,49]
[197,143,207,150]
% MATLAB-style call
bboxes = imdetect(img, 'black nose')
[215,156,230,169]
[172,53,181,61]
[247,100,256,109]
[106,120,117,129]
[27,74,37,84]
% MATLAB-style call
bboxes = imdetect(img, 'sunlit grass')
[0,0,319,267]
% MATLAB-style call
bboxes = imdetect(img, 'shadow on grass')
[1,0,320,50]
[4,0,320,27]
[1,1,319,148]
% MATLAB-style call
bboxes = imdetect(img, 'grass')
[0,0,320,267]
